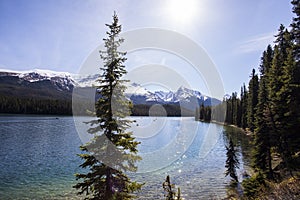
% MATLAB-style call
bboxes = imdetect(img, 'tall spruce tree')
[268,45,284,123]
[275,25,291,60]
[253,78,269,173]
[247,69,259,132]
[260,45,273,76]
[225,97,233,124]
[268,28,295,171]
[277,48,299,172]
[240,83,248,129]
[291,0,300,61]
[232,92,241,126]
[252,47,274,179]
[225,139,240,183]
[290,0,300,154]
[74,13,142,199]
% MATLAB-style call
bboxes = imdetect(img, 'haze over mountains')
[0,69,221,106]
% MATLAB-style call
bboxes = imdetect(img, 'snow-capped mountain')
[0,69,221,106]
[72,73,100,88]
[125,83,222,107]
[125,83,217,106]
[0,69,76,91]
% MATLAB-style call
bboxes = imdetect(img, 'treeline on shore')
[196,1,300,198]
[0,95,73,115]
[132,104,194,116]
[0,95,196,117]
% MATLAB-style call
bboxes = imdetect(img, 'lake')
[0,115,252,199]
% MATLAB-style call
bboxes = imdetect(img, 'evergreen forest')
[196,1,300,198]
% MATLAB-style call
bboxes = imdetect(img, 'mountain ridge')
[0,69,221,107]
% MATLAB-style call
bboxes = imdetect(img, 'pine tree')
[268,46,283,121]
[252,47,274,179]
[240,83,248,129]
[260,45,273,76]
[267,26,291,122]
[247,69,259,132]
[225,139,240,183]
[231,92,241,126]
[290,0,300,154]
[199,103,205,120]
[253,77,273,178]
[204,106,212,121]
[268,29,296,171]
[275,24,291,60]
[211,100,226,123]
[277,48,299,172]
[225,97,233,124]
[74,12,142,199]
[291,0,300,61]
[236,96,242,127]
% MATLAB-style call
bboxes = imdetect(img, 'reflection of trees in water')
[222,126,253,172]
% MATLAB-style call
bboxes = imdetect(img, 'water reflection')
[0,116,253,199]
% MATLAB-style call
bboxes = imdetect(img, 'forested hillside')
[196,1,300,198]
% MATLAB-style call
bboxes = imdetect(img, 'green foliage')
[240,84,248,129]
[215,2,300,183]
[225,139,240,183]
[195,103,212,122]
[211,99,227,123]
[0,95,72,115]
[247,69,259,132]
[242,172,266,198]
[226,92,241,126]
[253,79,273,177]
[201,92,241,126]
[289,0,300,161]
[74,12,142,199]
[209,2,300,199]
[266,27,300,174]
[132,104,194,117]
[252,48,274,179]
[250,23,300,179]
[291,0,300,63]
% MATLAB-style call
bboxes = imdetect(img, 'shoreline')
[209,120,253,136]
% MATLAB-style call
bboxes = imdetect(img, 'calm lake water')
[0,115,252,199]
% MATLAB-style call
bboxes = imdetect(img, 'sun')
[165,0,199,24]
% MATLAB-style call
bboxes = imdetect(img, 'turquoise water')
[0,115,251,199]
[0,115,83,199]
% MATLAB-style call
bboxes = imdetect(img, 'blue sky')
[0,0,294,97]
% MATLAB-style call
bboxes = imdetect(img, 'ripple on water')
[0,116,252,199]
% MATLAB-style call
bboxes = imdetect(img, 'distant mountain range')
[0,69,221,108]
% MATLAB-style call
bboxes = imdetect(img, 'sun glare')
[165,0,199,24]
